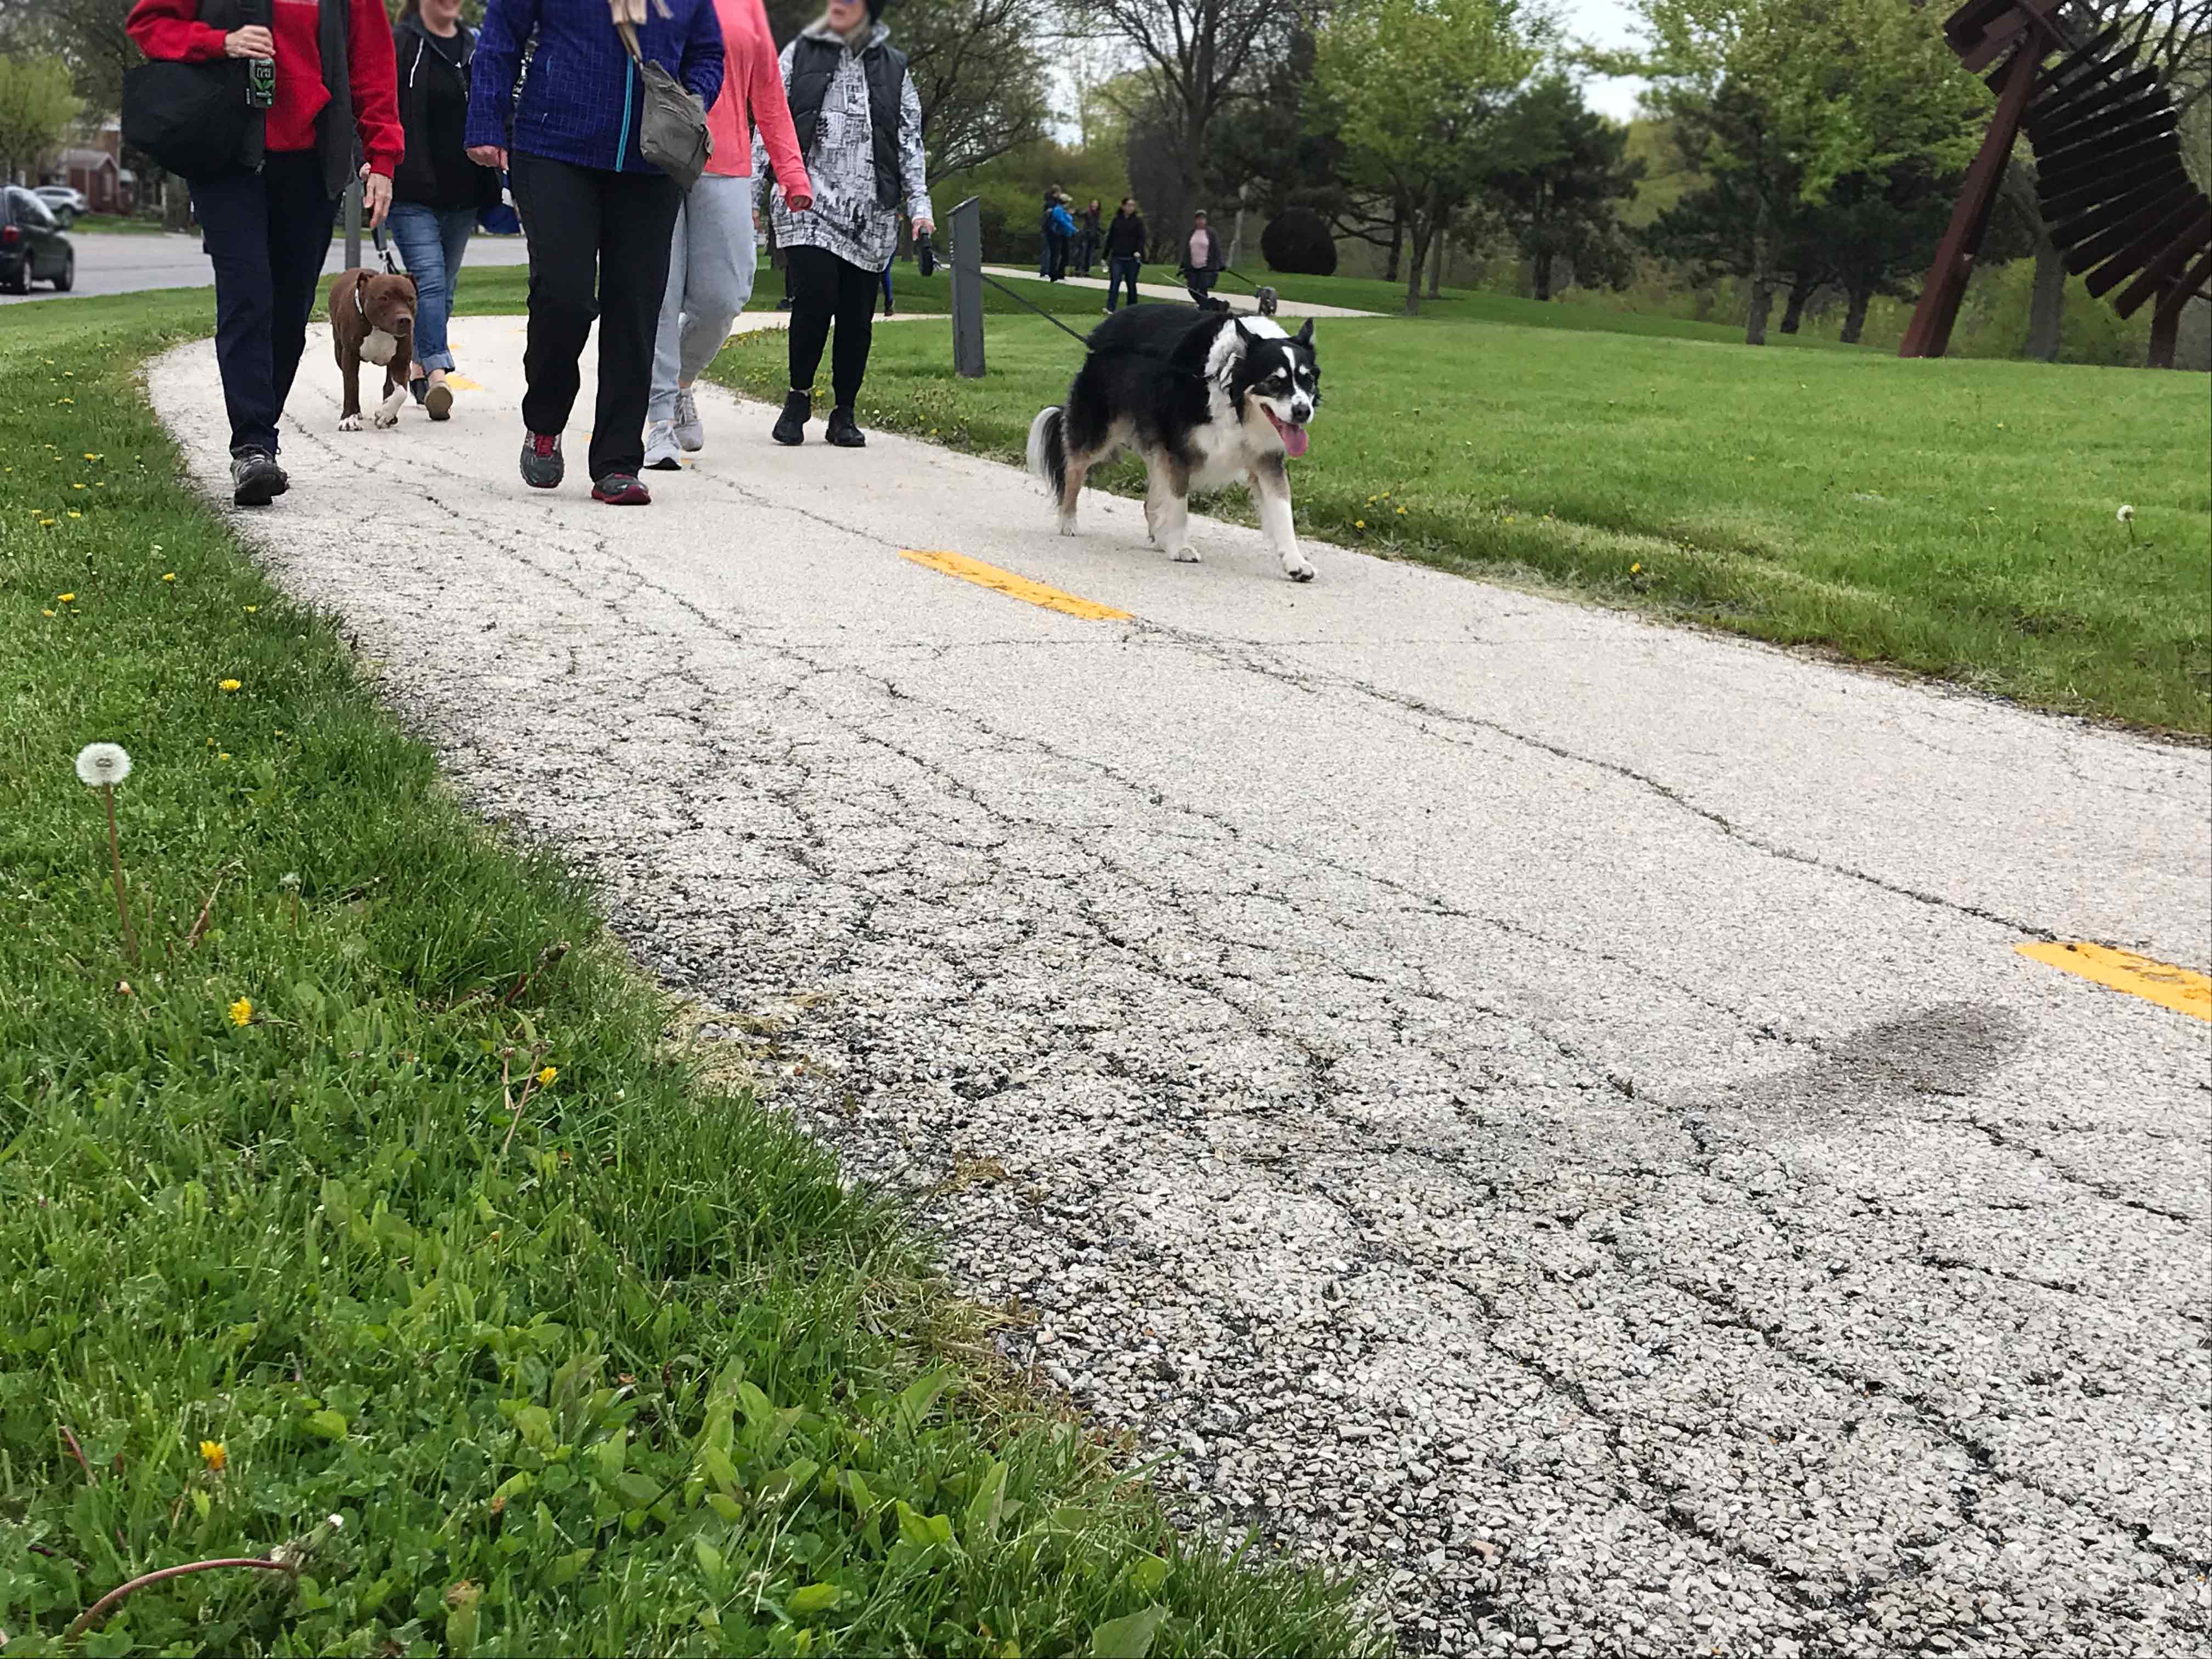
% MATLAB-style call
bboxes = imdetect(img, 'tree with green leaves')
[0,53,77,185]
[1482,75,1644,300]
[1625,0,1987,344]
[1311,0,1544,315]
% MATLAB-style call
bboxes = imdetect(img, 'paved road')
[149,317,2210,1659]
[0,228,532,304]
[981,262,1379,317]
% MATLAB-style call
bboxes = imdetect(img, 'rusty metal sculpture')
[1900,0,2211,366]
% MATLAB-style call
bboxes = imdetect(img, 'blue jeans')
[386,202,477,373]
[1107,255,1142,311]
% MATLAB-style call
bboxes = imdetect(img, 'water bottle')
[247,55,275,109]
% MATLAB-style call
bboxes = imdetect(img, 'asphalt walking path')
[979,262,1381,316]
[150,314,2209,1659]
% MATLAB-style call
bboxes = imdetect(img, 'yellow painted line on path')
[899,549,1132,622]
[444,374,483,392]
[2016,941,2211,1022]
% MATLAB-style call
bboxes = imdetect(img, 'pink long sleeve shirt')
[704,0,806,187]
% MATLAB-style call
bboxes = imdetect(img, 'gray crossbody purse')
[617,18,713,189]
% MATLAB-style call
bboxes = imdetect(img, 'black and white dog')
[1028,305,1320,582]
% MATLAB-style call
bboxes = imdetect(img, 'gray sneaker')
[673,387,704,452]
[520,430,564,489]
[644,420,682,471]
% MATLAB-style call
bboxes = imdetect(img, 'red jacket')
[127,0,403,178]
[703,0,805,187]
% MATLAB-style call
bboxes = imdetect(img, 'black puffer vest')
[786,33,907,208]
[193,0,357,195]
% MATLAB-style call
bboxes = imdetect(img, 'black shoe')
[775,296,794,312]
[409,375,428,407]
[520,430,565,489]
[826,406,865,448]
[230,448,287,508]
[772,390,810,446]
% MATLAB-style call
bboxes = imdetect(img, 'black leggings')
[785,244,878,410]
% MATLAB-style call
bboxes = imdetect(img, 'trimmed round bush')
[1261,208,1338,276]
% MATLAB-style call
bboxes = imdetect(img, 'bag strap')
[616,19,642,61]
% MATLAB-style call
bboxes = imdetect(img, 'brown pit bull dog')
[328,267,419,432]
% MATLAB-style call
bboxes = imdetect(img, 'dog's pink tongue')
[1280,421,1310,459]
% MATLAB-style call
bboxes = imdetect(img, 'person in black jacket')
[1103,196,1145,313]
[1074,197,1101,276]
[388,0,501,420]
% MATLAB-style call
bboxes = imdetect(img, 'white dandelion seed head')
[75,743,132,788]
[2117,504,2135,522]
[328,1513,345,1531]
[280,872,301,890]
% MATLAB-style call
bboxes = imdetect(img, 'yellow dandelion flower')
[200,1440,228,1472]
[1354,519,1367,529]
[228,997,253,1026]
[1396,506,1406,515]
[72,482,86,490]
[57,592,74,602]
[217,752,231,761]
[84,453,101,461]
[42,609,54,618]
[537,1065,558,1087]
[163,573,177,582]
[1630,562,1642,575]
[245,605,258,613]
[67,511,81,520]
[219,679,241,692]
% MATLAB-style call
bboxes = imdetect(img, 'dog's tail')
[1028,406,1067,501]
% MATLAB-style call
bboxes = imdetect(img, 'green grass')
[0,292,1374,1656]
[708,310,2212,733]
[66,216,172,236]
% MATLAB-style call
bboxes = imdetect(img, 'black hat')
[866,0,890,18]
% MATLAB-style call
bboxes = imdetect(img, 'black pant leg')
[588,167,682,480]
[785,244,836,394]
[262,152,340,445]
[190,166,278,455]
[510,152,601,439]
[829,252,876,411]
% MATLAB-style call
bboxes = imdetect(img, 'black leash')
[372,219,400,277]
[978,269,1096,347]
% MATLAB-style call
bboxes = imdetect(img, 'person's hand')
[787,191,812,211]
[361,165,392,230]
[224,24,274,57]
[467,144,508,171]
[911,216,933,238]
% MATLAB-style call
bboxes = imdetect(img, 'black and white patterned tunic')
[756,20,930,272]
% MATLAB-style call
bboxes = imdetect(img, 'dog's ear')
[1232,319,1255,349]
[1295,318,1314,347]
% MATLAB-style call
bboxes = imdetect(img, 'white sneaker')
[644,420,682,472]
[673,388,704,452]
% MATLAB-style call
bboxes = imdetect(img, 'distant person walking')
[390,0,502,421]
[1103,196,1144,312]
[125,0,402,506]
[1046,193,1076,280]
[1037,186,1059,278]
[468,0,726,505]
[643,0,809,470]
[1182,207,1222,306]
[763,0,932,449]
[1074,196,1101,276]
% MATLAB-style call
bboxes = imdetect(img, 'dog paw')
[1171,544,1201,565]
[1283,556,1316,583]
[1058,515,1078,538]
[372,409,400,430]
[338,414,362,432]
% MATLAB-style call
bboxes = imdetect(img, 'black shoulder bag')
[122,0,261,181]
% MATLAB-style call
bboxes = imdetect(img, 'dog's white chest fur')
[359,328,399,367]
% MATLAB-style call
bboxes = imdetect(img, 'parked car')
[35,184,89,226]
[2,188,74,294]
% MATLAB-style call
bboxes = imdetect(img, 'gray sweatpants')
[648,173,758,422]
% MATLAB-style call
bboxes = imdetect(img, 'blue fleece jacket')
[469,0,725,175]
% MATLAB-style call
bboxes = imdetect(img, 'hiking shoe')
[592,472,651,506]
[230,447,287,508]
[673,388,704,452]
[826,405,865,448]
[771,390,810,446]
[520,430,564,489]
[644,420,682,471]
[424,380,453,421]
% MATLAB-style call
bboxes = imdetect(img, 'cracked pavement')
[150,319,2211,1658]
